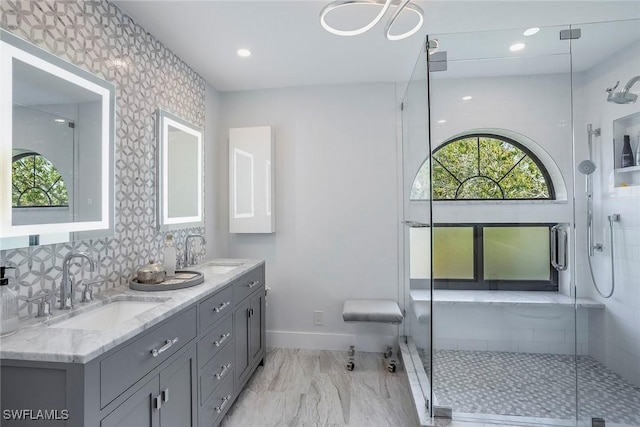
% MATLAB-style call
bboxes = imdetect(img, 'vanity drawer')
[199,339,234,405]
[100,307,197,408]
[199,285,233,333]
[199,373,234,427]
[233,265,264,304]
[197,314,233,369]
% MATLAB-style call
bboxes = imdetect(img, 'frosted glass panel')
[434,227,474,279]
[483,226,549,280]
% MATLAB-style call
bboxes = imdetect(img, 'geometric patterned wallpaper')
[0,0,206,318]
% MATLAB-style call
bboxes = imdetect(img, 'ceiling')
[113,1,640,92]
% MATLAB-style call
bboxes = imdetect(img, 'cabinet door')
[229,126,275,233]
[101,377,159,427]
[234,299,250,383]
[159,347,197,427]
[249,290,264,363]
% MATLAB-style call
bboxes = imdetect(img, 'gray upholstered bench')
[342,299,404,372]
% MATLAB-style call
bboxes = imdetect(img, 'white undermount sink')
[48,300,162,331]
[206,262,243,274]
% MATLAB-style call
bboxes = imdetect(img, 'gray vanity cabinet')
[0,263,266,427]
[158,345,197,427]
[100,376,159,427]
[101,345,196,427]
[233,284,265,390]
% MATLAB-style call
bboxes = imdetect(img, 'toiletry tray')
[130,271,204,291]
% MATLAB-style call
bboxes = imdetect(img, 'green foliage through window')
[12,152,69,207]
[411,134,554,200]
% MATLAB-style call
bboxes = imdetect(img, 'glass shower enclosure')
[402,19,640,426]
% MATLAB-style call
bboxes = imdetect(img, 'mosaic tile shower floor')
[419,349,640,425]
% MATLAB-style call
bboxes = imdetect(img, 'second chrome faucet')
[60,252,96,309]
[184,234,206,268]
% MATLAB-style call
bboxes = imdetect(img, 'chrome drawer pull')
[162,388,169,403]
[151,337,179,357]
[213,301,230,313]
[214,333,231,347]
[214,395,231,414]
[246,280,260,289]
[214,363,232,380]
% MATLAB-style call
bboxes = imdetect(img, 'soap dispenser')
[0,266,19,337]
[164,234,177,277]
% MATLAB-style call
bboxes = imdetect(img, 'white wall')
[218,83,401,351]
[204,82,225,259]
[574,38,640,386]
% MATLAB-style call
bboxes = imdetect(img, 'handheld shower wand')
[580,124,617,298]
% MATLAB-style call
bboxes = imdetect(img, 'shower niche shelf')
[612,112,640,188]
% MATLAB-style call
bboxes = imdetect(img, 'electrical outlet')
[313,310,324,326]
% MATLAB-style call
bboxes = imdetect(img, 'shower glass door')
[571,19,640,427]
[401,42,433,421]
[421,25,577,425]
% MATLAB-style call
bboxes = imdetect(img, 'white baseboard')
[266,330,398,352]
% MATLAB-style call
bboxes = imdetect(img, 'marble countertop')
[410,289,604,308]
[0,259,264,364]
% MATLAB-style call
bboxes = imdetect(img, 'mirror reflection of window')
[11,151,69,207]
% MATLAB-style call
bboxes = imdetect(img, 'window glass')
[434,227,474,280]
[483,226,550,281]
[411,134,553,200]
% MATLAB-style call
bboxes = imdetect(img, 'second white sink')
[206,262,243,274]
[49,300,162,331]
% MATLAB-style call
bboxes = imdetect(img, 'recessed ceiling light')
[510,43,526,52]
[462,96,472,101]
[523,27,540,36]
[54,119,66,123]
[437,119,446,124]
[237,48,251,58]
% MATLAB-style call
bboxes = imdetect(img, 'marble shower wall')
[0,0,206,317]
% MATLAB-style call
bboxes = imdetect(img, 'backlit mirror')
[156,109,203,231]
[0,29,115,249]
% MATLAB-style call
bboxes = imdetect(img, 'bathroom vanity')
[0,260,265,427]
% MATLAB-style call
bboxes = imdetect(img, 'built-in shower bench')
[410,289,604,323]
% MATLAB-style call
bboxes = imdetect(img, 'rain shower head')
[606,76,640,104]
[607,91,638,104]
[578,160,596,175]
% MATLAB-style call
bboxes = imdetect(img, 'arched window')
[411,133,555,200]
[12,151,69,208]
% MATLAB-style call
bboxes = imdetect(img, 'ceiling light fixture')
[510,43,526,52]
[237,48,252,58]
[437,119,446,124]
[462,96,472,101]
[523,27,540,36]
[320,0,424,41]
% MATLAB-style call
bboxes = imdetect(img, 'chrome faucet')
[184,234,206,267]
[60,252,96,309]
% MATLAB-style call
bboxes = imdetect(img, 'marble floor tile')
[246,347,320,394]
[221,390,305,426]
[222,348,417,427]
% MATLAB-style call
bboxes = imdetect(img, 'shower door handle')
[551,225,568,271]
